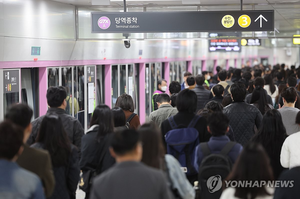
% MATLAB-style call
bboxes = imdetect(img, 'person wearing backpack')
[79,105,116,199]
[161,89,210,184]
[115,93,140,129]
[194,112,243,199]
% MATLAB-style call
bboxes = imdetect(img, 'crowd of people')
[1,63,300,199]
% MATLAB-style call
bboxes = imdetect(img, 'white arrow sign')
[255,15,268,28]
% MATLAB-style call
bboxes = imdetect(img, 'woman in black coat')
[31,114,79,199]
[79,105,116,198]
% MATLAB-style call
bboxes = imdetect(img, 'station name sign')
[91,10,274,33]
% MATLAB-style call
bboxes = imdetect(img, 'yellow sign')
[221,15,235,28]
[238,15,251,28]
[293,35,300,45]
[241,39,247,46]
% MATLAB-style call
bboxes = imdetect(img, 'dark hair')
[169,81,181,94]
[112,107,126,128]
[242,71,252,81]
[202,71,208,76]
[207,112,229,136]
[157,79,167,89]
[90,105,114,141]
[287,76,297,87]
[110,129,140,156]
[212,85,224,97]
[0,121,23,160]
[275,84,287,105]
[233,69,242,78]
[139,123,165,169]
[254,77,265,87]
[156,93,170,103]
[205,101,223,112]
[36,114,71,167]
[281,87,297,103]
[115,93,135,112]
[184,72,192,77]
[218,70,227,81]
[170,93,178,107]
[186,76,195,86]
[176,89,197,113]
[222,95,233,107]
[250,86,269,115]
[46,86,67,108]
[248,80,254,93]
[216,66,222,73]
[276,72,284,81]
[195,74,205,86]
[227,70,233,79]
[230,82,247,102]
[252,110,287,176]
[254,69,262,78]
[5,103,33,130]
[264,74,276,94]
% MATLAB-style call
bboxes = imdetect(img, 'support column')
[213,60,218,74]
[164,62,170,94]
[187,61,193,73]
[139,63,146,124]
[39,67,47,116]
[104,64,112,108]
[202,60,207,71]
[226,59,229,70]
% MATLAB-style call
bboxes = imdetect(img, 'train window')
[48,68,59,87]
[76,66,85,128]
[111,65,118,107]
[96,65,105,106]
[61,67,74,116]
[21,68,39,119]
[120,65,126,95]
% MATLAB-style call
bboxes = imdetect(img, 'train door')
[111,64,139,114]
[192,60,201,76]
[261,58,268,66]
[21,68,39,119]
[0,69,21,120]
[145,62,162,117]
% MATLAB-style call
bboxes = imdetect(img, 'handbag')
[79,136,108,192]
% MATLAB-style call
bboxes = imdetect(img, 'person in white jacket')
[280,111,300,169]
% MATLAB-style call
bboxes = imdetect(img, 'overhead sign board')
[3,70,19,93]
[91,10,274,33]
[241,39,261,46]
[293,35,300,45]
[209,32,241,52]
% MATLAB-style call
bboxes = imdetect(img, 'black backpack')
[198,142,235,199]
[125,113,136,129]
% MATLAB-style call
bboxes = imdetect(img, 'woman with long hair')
[250,86,273,115]
[139,122,195,199]
[79,105,115,198]
[111,107,126,129]
[31,114,80,199]
[251,109,287,179]
[220,142,274,199]
[264,74,278,104]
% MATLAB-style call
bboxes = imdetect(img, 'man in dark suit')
[5,104,55,198]
[90,129,172,199]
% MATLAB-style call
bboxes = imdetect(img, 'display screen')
[209,32,241,52]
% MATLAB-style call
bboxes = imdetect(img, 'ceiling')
[49,0,300,37]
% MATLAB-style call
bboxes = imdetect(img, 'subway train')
[0,0,299,132]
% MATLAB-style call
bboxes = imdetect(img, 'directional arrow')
[255,15,268,28]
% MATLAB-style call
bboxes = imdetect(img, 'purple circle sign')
[98,16,111,30]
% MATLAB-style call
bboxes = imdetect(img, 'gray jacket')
[192,85,211,113]
[90,161,172,199]
[149,104,178,127]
